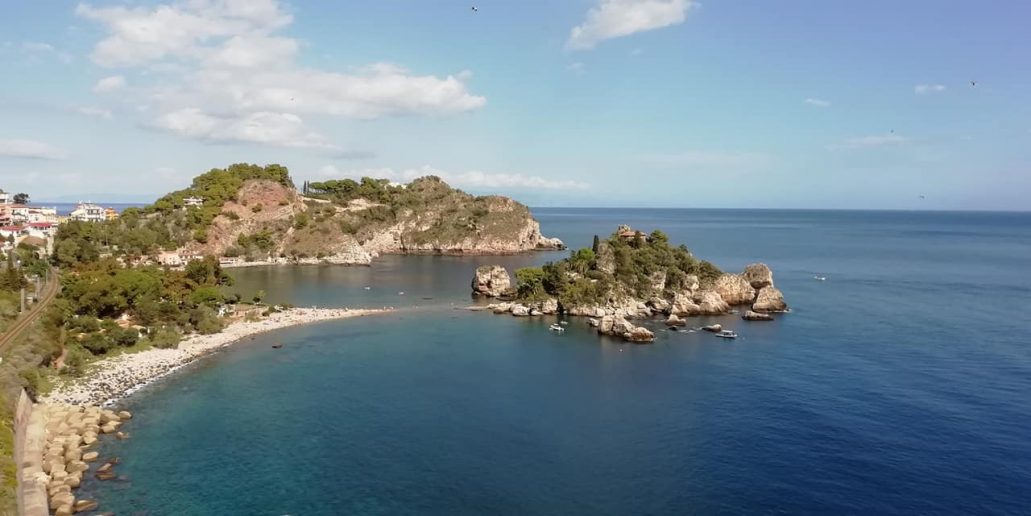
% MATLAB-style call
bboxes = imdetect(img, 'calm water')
[82,209,1031,515]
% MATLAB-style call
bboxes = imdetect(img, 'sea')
[76,209,1031,515]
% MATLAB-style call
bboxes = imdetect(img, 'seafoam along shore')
[41,307,390,406]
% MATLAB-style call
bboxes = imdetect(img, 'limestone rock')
[752,286,788,313]
[647,297,671,313]
[117,410,132,420]
[671,292,701,316]
[702,324,723,333]
[536,236,566,250]
[665,314,687,327]
[714,274,756,305]
[742,310,774,321]
[510,304,530,317]
[694,290,731,315]
[471,265,512,297]
[55,505,73,516]
[595,242,615,274]
[741,263,774,289]
[623,326,655,343]
[587,318,600,327]
[82,451,99,462]
[489,302,513,314]
[598,315,614,334]
[648,271,667,293]
[75,499,99,513]
[539,298,559,315]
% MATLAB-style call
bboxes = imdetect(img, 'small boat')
[714,330,738,339]
[272,344,283,349]
[814,275,827,281]
[549,324,565,333]
[559,321,569,326]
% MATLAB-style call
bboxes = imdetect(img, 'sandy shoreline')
[41,307,390,407]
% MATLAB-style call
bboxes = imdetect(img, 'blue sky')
[0,0,1028,210]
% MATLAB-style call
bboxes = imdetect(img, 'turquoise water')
[81,209,1031,514]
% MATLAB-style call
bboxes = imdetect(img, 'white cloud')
[153,108,333,149]
[75,0,292,67]
[73,106,114,119]
[0,139,66,160]
[567,62,585,75]
[567,0,695,50]
[828,134,908,150]
[77,0,486,149]
[804,97,831,107]
[93,75,126,93]
[914,84,946,95]
[318,165,590,191]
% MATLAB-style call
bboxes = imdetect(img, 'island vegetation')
[474,225,789,342]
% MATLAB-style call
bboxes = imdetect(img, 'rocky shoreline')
[471,257,789,344]
[42,307,390,406]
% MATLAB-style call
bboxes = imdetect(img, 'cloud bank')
[77,0,485,149]
[567,0,695,50]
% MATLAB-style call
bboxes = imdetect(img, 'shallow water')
[83,209,1031,515]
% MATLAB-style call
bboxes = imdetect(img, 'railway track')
[0,269,59,353]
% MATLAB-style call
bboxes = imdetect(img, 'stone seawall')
[14,390,47,516]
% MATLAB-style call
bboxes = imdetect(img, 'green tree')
[514,267,547,302]
[13,193,29,204]
[253,290,266,304]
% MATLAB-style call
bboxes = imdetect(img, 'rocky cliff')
[147,165,562,265]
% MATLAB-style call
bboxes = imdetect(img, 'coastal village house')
[70,202,107,223]
[183,196,204,208]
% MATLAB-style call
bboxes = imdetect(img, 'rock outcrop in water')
[471,225,789,342]
[472,265,513,297]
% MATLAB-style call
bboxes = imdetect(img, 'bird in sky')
[471,6,478,11]
[919,195,926,199]
[971,80,977,87]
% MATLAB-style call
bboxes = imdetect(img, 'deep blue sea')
[80,209,1031,515]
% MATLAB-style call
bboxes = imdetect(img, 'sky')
[0,0,1028,210]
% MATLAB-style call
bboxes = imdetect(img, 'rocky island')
[111,164,563,267]
[472,225,788,343]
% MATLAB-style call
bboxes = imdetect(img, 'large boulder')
[510,304,530,317]
[598,316,615,334]
[752,286,787,312]
[671,292,701,316]
[611,316,635,336]
[647,297,671,313]
[471,265,511,297]
[742,310,773,321]
[741,263,774,289]
[623,326,655,343]
[694,290,731,315]
[539,298,559,315]
[665,314,687,327]
[713,274,756,305]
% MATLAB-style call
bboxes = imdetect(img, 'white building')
[0,192,10,205]
[183,196,204,207]
[70,202,106,223]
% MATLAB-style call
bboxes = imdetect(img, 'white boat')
[715,330,738,339]
[549,324,565,333]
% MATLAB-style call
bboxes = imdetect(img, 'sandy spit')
[41,307,390,407]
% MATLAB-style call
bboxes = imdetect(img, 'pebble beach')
[41,307,390,407]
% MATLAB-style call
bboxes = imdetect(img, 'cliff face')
[168,170,561,265]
